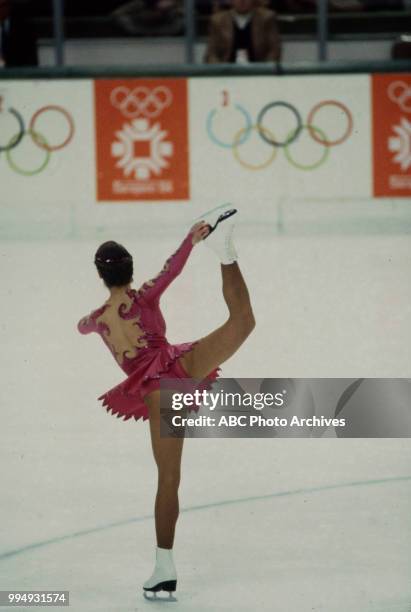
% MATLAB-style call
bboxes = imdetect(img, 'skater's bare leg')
[179,261,255,379]
[144,389,183,549]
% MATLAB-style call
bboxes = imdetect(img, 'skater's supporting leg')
[179,261,255,379]
[144,389,183,549]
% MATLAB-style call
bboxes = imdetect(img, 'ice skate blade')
[143,579,177,602]
[194,202,233,222]
[205,208,238,238]
[143,591,177,602]
[192,202,236,228]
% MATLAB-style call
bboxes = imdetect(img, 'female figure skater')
[77,204,255,601]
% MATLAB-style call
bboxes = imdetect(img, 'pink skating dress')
[77,230,221,422]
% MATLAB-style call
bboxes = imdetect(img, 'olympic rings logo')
[388,80,411,113]
[206,98,353,171]
[110,86,173,119]
[0,104,75,176]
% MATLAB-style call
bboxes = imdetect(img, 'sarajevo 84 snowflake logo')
[112,118,173,180]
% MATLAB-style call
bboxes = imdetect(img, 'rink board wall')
[0,73,410,239]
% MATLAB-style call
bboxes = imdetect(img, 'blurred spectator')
[204,0,281,63]
[0,0,38,67]
[111,0,184,36]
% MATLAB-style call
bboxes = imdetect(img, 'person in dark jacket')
[204,0,281,63]
[0,0,38,67]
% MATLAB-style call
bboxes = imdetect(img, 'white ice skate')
[143,547,177,602]
[194,203,238,265]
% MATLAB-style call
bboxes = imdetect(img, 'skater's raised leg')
[180,262,255,379]
[179,262,255,383]
[179,204,255,379]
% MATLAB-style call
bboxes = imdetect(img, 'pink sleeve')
[139,231,194,303]
[77,312,97,335]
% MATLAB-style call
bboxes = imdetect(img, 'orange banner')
[94,79,189,201]
[372,74,411,197]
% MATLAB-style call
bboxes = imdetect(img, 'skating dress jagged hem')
[97,342,221,422]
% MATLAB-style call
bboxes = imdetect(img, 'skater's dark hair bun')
[94,241,133,288]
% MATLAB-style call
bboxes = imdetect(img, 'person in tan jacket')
[204,0,281,64]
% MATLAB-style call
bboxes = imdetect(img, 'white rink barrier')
[0,73,410,239]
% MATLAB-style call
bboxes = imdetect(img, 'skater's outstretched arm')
[138,223,209,304]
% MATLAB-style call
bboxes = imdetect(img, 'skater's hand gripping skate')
[190,204,238,264]
[189,221,210,245]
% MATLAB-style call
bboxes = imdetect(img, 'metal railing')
[39,0,411,66]
[0,59,410,80]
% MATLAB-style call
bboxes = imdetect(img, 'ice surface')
[1,230,410,611]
